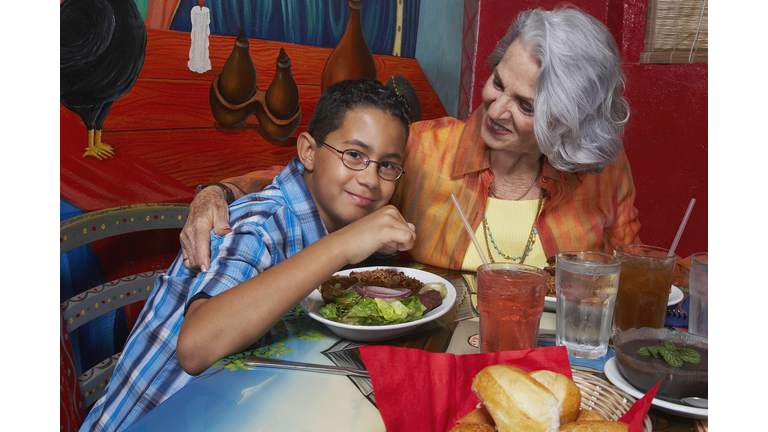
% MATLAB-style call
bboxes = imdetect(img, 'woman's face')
[480,39,540,156]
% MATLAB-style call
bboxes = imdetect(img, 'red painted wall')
[468,0,707,258]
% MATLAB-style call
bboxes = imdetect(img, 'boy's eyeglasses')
[314,138,405,181]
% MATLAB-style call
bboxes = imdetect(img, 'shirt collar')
[274,158,329,241]
[451,105,582,186]
[451,106,490,177]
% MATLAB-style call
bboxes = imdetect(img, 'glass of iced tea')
[613,244,676,332]
[555,251,622,359]
[476,263,547,352]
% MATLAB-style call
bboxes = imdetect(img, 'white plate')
[668,285,684,306]
[604,357,708,419]
[544,285,683,312]
[544,296,556,312]
[300,266,456,342]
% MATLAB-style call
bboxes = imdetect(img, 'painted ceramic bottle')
[320,0,377,92]
[257,48,302,141]
[218,30,256,104]
[265,48,300,120]
[210,30,256,128]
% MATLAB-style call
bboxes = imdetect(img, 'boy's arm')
[176,205,416,376]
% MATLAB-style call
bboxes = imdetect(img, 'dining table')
[123,259,707,432]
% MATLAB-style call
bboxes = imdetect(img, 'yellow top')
[460,196,547,271]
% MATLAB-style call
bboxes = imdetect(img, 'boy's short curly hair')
[308,79,412,145]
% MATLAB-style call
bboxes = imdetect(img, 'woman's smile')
[486,115,512,135]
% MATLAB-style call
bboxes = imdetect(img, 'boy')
[80,79,416,432]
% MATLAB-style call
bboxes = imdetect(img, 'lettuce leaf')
[318,291,429,326]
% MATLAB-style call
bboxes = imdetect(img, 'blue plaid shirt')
[80,159,328,432]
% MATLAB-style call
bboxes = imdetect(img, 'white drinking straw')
[450,194,491,271]
[668,198,696,256]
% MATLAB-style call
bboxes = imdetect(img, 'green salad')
[318,289,428,326]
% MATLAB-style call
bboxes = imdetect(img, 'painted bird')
[60,0,147,160]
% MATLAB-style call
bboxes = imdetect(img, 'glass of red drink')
[476,263,547,352]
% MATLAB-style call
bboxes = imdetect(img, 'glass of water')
[688,253,708,337]
[555,251,622,358]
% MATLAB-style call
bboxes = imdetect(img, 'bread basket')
[572,369,652,432]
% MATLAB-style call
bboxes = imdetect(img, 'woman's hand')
[180,186,232,271]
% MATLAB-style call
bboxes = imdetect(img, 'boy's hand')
[336,205,417,265]
[181,187,232,271]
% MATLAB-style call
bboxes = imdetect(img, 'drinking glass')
[477,263,547,352]
[555,251,622,359]
[613,244,676,332]
[688,252,708,337]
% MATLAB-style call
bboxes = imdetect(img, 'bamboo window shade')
[641,0,708,63]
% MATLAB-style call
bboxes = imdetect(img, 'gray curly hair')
[488,6,630,174]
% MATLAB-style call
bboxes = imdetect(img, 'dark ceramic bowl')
[613,328,708,402]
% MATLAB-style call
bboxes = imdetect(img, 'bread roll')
[456,406,495,426]
[576,409,607,422]
[559,420,629,431]
[529,369,582,424]
[448,424,496,432]
[472,365,561,432]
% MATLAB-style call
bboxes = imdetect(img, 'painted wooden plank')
[101,127,304,187]
[103,81,318,131]
[104,78,446,131]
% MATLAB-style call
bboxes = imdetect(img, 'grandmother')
[181,6,641,272]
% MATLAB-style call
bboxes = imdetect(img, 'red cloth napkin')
[360,345,656,432]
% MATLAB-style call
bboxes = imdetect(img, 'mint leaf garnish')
[635,341,700,368]
[677,348,702,364]
[658,345,684,367]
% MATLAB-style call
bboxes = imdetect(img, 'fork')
[243,356,370,378]
[668,301,687,319]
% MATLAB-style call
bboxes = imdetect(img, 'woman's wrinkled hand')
[180,187,231,271]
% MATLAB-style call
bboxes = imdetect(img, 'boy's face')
[302,107,407,233]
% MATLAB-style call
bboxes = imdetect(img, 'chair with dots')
[59,203,189,417]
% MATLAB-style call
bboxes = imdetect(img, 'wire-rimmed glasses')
[314,138,405,181]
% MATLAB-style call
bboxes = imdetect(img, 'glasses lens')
[339,147,403,180]
[377,163,403,180]
[341,150,368,170]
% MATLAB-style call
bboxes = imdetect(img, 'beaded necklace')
[482,186,546,265]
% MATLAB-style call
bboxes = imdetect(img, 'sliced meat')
[417,290,443,314]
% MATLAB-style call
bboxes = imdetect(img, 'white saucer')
[668,285,684,306]
[604,357,708,419]
[546,285,683,313]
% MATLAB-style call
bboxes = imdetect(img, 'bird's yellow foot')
[82,142,115,160]
[82,130,115,160]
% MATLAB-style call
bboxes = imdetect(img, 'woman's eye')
[519,102,534,115]
[492,77,503,90]
[379,161,394,169]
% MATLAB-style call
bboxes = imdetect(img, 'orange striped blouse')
[390,106,642,270]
